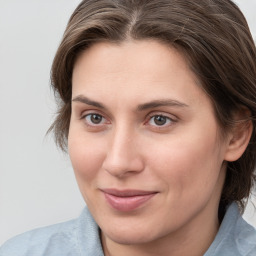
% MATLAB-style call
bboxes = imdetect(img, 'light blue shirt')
[1,203,256,256]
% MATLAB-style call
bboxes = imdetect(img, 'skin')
[68,40,245,256]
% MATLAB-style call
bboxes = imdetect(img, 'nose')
[102,126,144,178]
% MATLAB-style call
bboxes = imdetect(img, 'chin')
[106,233,153,246]
[101,224,162,246]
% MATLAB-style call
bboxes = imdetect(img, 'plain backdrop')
[0,0,256,245]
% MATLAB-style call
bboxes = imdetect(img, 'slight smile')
[101,189,158,212]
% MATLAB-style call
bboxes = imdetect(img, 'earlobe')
[224,115,253,162]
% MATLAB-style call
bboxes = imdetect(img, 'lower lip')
[103,192,156,212]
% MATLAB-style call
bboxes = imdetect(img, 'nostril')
[103,164,131,177]
[102,156,144,178]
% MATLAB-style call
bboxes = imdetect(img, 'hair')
[50,0,256,212]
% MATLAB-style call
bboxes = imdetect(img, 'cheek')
[148,133,223,195]
[68,135,106,184]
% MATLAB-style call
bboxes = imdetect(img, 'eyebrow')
[72,95,189,111]
[137,99,189,111]
[72,95,106,109]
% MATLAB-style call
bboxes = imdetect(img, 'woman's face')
[69,40,230,246]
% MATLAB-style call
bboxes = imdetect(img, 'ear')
[224,108,253,162]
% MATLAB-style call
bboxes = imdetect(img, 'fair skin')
[69,40,248,256]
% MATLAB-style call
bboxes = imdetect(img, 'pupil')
[154,115,166,125]
[91,114,102,124]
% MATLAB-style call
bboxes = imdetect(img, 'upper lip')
[101,189,158,197]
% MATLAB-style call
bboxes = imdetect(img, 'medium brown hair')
[50,0,256,211]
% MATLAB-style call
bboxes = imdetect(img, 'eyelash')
[145,113,176,130]
[81,113,109,127]
[80,112,177,131]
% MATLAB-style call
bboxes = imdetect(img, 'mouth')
[101,189,158,212]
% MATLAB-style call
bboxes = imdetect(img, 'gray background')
[0,0,256,245]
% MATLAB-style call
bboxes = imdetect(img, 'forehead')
[72,40,212,111]
[73,40,195,86]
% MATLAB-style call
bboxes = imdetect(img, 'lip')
[101,189,158,212]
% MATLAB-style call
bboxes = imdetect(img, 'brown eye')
[153,115,168,126]
[147,114,174,128]
[85,114,104,125]
[91,114,102,124]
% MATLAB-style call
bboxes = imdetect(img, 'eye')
[148,114,173,127]
[84,113,106,126]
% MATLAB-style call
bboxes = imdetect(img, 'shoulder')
[234,213,256,256]
[0,218,79,256]
[0,207,104,256]
[205,203,256,256]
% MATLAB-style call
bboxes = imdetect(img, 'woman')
[1,0,256,255]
